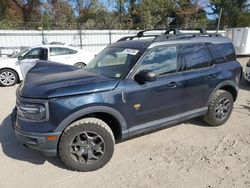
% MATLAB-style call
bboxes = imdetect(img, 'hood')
[19,61,119,99]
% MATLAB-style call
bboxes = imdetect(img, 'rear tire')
[203,90,234,126]
[58,118,115,172]
[0,69,18,87]
[74,62,86,69]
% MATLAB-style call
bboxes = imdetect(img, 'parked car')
[0,44,95,86]
[12,29,242,172]
[244,59,250,83]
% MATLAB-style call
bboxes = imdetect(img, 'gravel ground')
[0,58,249,188]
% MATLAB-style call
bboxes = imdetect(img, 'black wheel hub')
[215,98,231,120]
[69,131,105,164]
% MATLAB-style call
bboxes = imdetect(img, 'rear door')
[180,43,217,112]
[49,47,76,65]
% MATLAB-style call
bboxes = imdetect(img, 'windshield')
[11,48,29,58]
[85,47,144,79]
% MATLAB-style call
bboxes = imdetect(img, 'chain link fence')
[0,30,139,57]
[0,29,225,57]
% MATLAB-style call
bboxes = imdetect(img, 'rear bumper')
[12,109,61,157]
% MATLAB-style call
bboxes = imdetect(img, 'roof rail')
[49,42,65,45]
[117,35,159,42]
[153,33,222,43]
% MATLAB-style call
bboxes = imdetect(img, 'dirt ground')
[0,58,249,188]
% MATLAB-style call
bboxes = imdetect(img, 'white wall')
[0,30,225,57]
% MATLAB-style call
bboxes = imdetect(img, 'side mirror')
[18,56,24,60]
[135,70,157,84]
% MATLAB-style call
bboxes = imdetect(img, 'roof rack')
[117,28,222,42]
[117,28,179,42]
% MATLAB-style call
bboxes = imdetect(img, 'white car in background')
[0,44,95,86]
[244,59,250,83]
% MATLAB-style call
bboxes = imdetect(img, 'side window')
[207,43,227,64]
[50,47,71,56]
[140,46,178,76]
[23,48,42,59]
[181,44,212,70]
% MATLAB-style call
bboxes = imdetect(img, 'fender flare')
[54,106,128,137]
[207,80,238,105]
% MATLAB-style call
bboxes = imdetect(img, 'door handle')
[167,82,177,88]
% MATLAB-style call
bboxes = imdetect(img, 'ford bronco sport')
[12,29,242,171]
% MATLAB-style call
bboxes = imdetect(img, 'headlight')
[17,103,46,121]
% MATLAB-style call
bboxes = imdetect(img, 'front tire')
[58,118,115,172]
[203,90,234,126]
[0,69,18,86]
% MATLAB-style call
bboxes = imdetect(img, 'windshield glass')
[85,47,144,79]
[11,48,29,58]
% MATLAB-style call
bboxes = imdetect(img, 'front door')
[123,45,184,127]
[19,47,48,77]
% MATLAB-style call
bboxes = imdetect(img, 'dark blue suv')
[12,29,242,171]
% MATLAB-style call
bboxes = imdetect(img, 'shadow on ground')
[184,117,212,127]
[0,114,66,169]
[240,100,250,113]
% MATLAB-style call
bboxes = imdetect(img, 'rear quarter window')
[207,43,227,64]
[214,43,236,62]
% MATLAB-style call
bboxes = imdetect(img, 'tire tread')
[58,118,114,172]
[203,89,233,126]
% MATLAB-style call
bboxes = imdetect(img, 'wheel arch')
[208,80,238,105]
[55,106,128,140]
[75,62,86,64]
[74,62,86,68]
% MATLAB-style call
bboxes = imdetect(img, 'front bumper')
[12,109,61,157]
[244,66,250,82]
